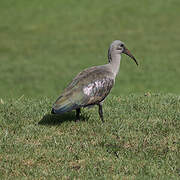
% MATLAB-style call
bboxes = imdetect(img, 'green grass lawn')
[0,94,180,179]
[0,0,180,98]
[0,0,180,179]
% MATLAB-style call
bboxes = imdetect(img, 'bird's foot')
[75,108,81,122]
[51,109,55,114]
[100,117,104,123]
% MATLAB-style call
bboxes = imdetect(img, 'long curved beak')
[123,47,138,66]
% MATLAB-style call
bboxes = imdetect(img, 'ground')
[0,94,180,178]
[0,0,180,179]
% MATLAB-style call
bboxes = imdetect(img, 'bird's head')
[108,40,138,66]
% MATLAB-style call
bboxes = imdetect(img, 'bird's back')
[52,65,114,114]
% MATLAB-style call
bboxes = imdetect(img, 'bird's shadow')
[38,112,88,126]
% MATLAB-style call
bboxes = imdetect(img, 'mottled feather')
[52,65,114,113]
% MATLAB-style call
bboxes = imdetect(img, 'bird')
[51,40,138,122]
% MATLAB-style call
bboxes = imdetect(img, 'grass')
[0,0,180,98]
[0,0,180,179]
[0,94,180,179]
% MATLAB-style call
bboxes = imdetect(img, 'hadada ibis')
[51,40,138,122]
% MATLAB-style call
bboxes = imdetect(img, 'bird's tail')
[52,95,79,114]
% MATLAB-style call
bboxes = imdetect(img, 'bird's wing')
[52,66,114,113]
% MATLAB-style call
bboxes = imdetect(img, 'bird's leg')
[98,103,104,123]
[76,108,81,122]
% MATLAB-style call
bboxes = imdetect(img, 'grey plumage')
[51,40,138,122]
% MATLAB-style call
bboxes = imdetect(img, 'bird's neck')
[109,53,121,77]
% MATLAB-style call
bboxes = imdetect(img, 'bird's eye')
[117,44,124,50]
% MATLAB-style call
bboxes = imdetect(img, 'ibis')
[51,40,138,122]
